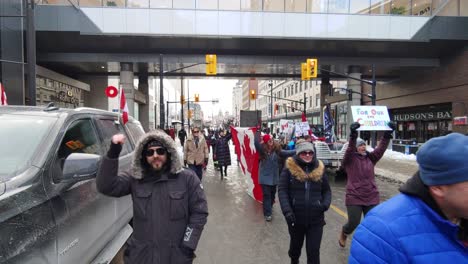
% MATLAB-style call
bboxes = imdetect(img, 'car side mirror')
[62,153,101,181]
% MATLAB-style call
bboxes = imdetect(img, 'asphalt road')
[194,161,402,264]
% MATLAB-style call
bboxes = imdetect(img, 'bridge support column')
[138,65,150,131]
[347,66,362,138]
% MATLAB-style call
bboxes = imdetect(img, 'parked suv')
[0,105,145,264]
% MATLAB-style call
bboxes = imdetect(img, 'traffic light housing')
[306,58,318,78]
[301,62,309,81]
[250,89,256,100]
[180,95,186,105]
[194,93,199,102]
[206,54,217,75]
[188,109,193,119]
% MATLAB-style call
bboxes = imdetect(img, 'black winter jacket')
[97,130,208,264]
[278,156,331,226]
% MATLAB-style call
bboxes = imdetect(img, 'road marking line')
[330,204,348,220]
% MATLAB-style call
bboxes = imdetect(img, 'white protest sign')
[351,106,392,131]
[279,119,294,133]
[295,122,310,137]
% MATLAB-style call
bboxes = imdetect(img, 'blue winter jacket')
[254,137,294,186]
[349,191,468,263]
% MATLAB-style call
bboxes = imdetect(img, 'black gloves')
[285,212,296,226]
[384,121,395,139]
[184,160,187,167]
[350,122,360,137]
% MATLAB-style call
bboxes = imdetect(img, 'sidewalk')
[374,150,419,184]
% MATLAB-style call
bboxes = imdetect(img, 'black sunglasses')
[299,151,314,156]
[145,148,167,157]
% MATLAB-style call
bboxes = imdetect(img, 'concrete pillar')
[138,65,150,132]
[120,62,135,117]
[347,66,362,130]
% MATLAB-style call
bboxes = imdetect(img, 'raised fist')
[350,122,361,132]
[387,121,396,132]
[111,134,126,145]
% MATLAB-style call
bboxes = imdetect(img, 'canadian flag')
[1,82,7,106]
[230,126,262,202]
[120,87,129,125]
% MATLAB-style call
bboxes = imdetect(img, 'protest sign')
[351,106,392,131]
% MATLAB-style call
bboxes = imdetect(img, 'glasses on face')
[145,148,167,157]
[299,151,314,156]
[193,131,199,133]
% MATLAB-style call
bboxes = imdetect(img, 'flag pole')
[117,84,122,124]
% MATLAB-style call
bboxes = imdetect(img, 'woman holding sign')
[338,121,395,248]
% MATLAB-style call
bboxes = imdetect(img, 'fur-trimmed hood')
[285,157,325,182]
[132,129,183,179]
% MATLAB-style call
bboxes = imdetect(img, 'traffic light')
[301,63,309,81]
[306,58,318,78]
[188,109,193,119]
[205,54,217,75]
[194,93,199,102]
[180,95,185,105]
[250,89,256,100]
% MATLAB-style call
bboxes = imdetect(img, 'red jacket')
[342,134,390,206]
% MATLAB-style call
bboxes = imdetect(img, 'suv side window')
[127,122,145,143]
[96,119,132,156]
[54,119,101,180]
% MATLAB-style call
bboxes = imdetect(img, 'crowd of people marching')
[98,123,467,264]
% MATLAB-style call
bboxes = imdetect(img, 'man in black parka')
[97,129,208,264]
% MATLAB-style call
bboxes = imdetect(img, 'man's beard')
[149,158,167,171]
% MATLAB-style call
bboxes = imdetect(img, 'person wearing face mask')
[96,130,208,264]
[338,121,395,248]
[278,141,331,264]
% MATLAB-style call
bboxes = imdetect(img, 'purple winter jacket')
[341,134,390,206]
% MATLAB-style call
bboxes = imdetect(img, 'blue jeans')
[261,184,276,217]
[188,164,203,181]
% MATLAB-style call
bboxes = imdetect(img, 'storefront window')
[390,0,410,15]
[435,0,459,16]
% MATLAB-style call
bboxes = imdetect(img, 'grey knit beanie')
[296,142,315,155]
[356,138,366,147]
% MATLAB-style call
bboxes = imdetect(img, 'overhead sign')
[351,106,392,131]
[295,122,310,137]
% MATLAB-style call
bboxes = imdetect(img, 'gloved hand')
[184,160,187,167]
[350,122,361,133]
[285,212,296,227]
[384,121,395,139]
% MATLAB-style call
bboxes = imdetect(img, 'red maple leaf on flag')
[120,87,129,125]
[230,126,262,203]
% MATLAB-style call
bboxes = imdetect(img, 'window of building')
[434,0,459,16]
[286,0,307,13]
[295,83,298,94]
[284,88,287,98]
[309,96,312,107]
[370,0,391,14]
[411,0,431,16]
[150,0,172,8]
[307,0,328,13]
[173,0,195,9]
[462,0,468,16]
[103,0,125,7]
[263,0,284,12]
[350,0,369,14]
[315,94,320,108]
[389,0,411,15]
[241,0,262,11]
[328,0,349,13]
[299,82,302,92]
[127,0,149,8]
[197,0,218,9]
[219,0,240,10]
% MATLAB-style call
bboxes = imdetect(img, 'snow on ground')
[383,149,417,162]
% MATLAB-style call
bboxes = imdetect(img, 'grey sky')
[187,79,238,117]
